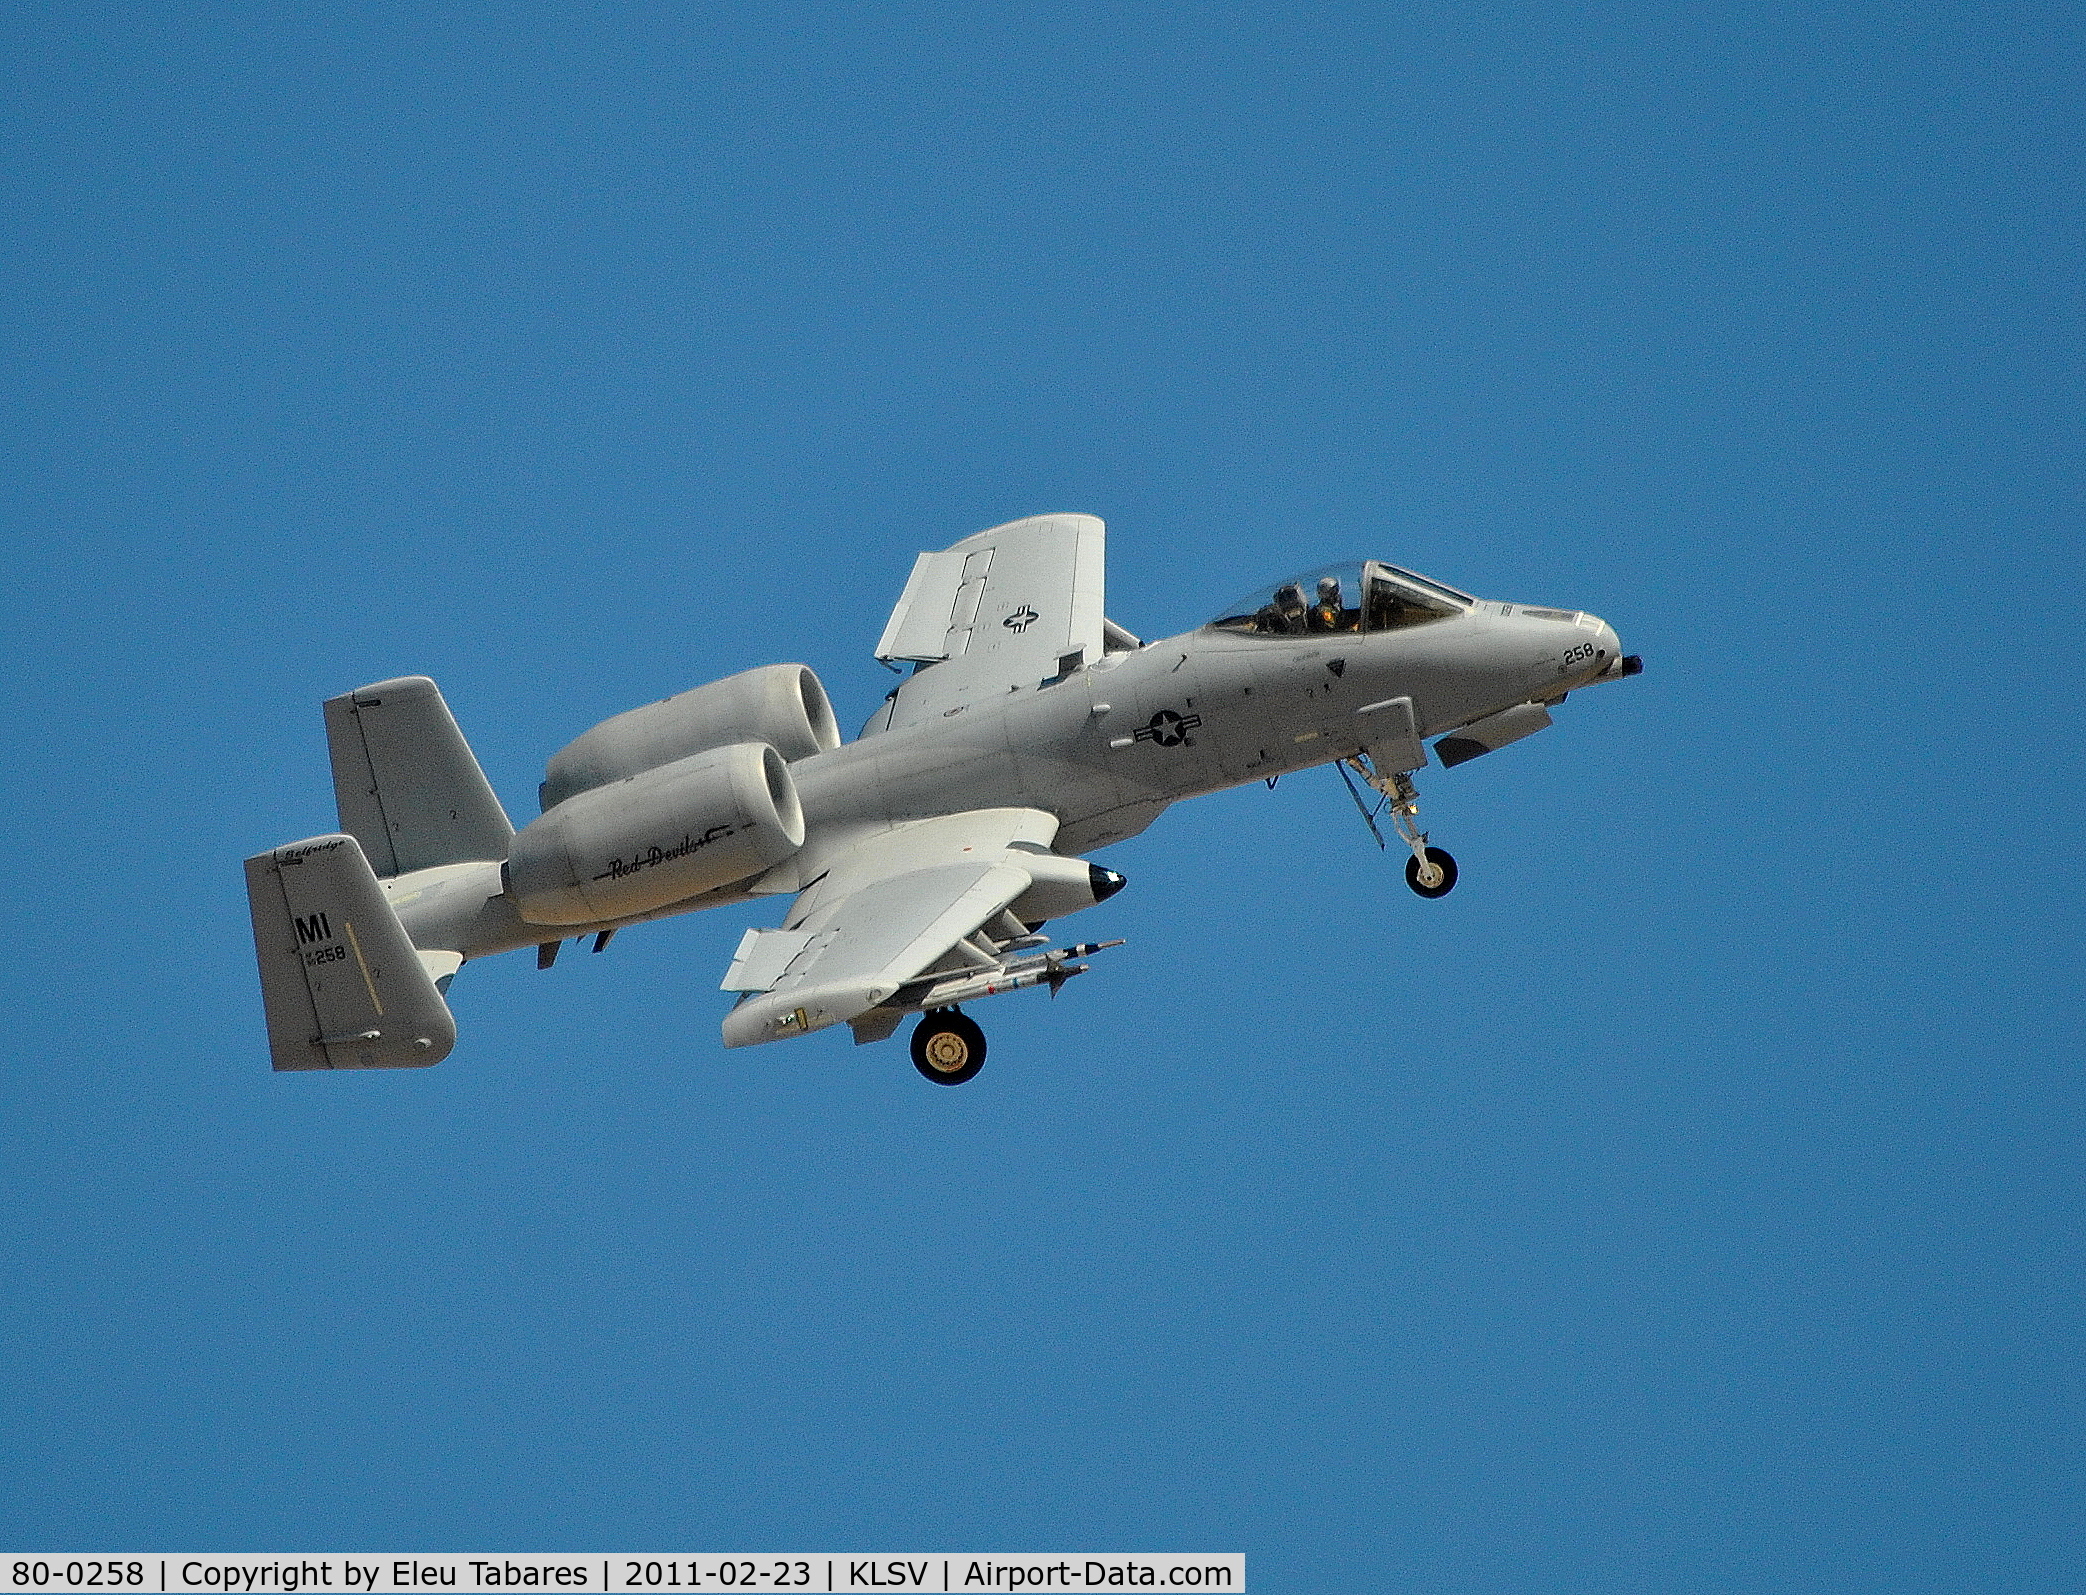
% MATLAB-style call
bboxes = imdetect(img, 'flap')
[721,927,822,992]
[874,548,993,664]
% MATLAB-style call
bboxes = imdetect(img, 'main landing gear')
[911,1009,987,1085]
[1339,755,1460,898]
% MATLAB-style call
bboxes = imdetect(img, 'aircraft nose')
[1587,618,1642,681]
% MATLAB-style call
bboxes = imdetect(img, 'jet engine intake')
[509,741,805,925]
[541,663,840,811]
[1007,853,1126,924]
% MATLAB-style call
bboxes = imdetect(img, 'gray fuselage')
[386,599,1625,962]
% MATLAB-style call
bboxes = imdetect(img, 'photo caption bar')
[1,1559,1242,1594]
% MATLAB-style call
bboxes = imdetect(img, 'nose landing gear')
[911,1009,987,1085]
[1338,755,1460,898]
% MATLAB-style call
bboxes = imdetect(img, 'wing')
[873,514,1106,729]
[718,808,1059,1047]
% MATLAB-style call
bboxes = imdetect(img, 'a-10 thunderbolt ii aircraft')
[246,514,1640,1084]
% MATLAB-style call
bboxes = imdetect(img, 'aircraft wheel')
[1404,847,1458,899]
[911,1011,987,1085]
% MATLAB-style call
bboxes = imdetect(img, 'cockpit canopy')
[1207,560,1474,638]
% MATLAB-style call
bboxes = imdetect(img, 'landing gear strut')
[911,1009,987,1085]
[1340,755,1459,898]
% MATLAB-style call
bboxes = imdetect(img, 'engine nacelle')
[509,742,805,925]
[541,663,840,811]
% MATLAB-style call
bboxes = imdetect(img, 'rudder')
[324,676,513,877]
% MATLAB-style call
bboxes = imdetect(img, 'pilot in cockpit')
[1260,582,1307,635]
[1310,574,1346,632]
[1213,560,1475,640]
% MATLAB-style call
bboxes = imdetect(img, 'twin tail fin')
[244,833,459,1070]
[323,676,512,877]
[247,676,509,1070]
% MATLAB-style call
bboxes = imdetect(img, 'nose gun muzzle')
[1588,648,1641,685]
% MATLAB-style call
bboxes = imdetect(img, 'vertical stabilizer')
[244,833,458,1070]
[324,676,513,877]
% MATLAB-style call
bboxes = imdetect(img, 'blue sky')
[3,3,2080,1589]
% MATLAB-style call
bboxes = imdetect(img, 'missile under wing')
[719,808,1065,1049]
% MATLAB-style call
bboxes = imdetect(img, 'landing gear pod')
[509,742,805,925]
[1006,854,1126,923]
[1433,701,1553,769]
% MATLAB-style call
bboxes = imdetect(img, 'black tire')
[911,1010,987,1085]
[1404,846,1458,898]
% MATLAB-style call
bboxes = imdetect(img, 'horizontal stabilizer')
[244,833,458,1070]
